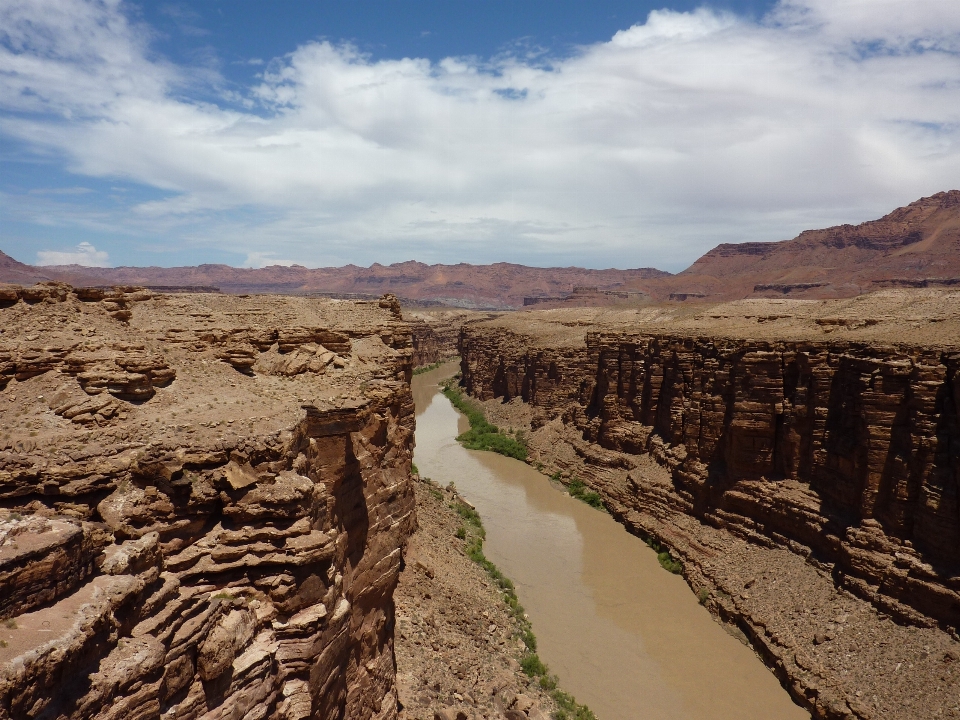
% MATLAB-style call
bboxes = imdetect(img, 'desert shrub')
[441,384,528,460]
[520,653,548,677]
[567,478,605,511]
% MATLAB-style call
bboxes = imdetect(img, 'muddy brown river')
[413,363,809,720]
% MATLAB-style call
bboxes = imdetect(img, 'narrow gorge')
[457,292,960,720]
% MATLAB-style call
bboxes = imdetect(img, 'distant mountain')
[654,190,960,299]
[0,256,670,309]
[0,250,52,286]
[4,190,958,305]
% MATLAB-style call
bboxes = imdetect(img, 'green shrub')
[453,501,482,529]
[520,653,548,677]
[455,526,466,540]
[697,588,711,605]
[441,385,528,461]
[551,688,598,720]
[411,462,419,475]
[539,674,558,691]
[645,536,683,575]
[657,551,683,574]
[567,478,605,511]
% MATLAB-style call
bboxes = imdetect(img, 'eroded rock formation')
[458,293,960,720]
[0,284,415,720]
[405,310,490,367]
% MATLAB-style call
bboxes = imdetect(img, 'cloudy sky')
[1,0,958,271]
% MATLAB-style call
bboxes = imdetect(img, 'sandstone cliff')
[405,310,495,367]
[458,292,960,720]
[0,284,416,720]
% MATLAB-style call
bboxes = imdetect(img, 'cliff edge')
[0,284,416,720]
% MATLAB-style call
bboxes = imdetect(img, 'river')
[412,362,809,720]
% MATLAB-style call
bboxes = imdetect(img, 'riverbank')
[395,476,561,720]
[410,361,808,720]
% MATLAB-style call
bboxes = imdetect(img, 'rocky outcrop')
[461,327,960,629]
[0,287,416,720]
[458,299,960,720]
[405,310,490,367]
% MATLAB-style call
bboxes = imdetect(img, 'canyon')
[456,290,960,720]
[1,277,958,719]
[2,189,960,720]
[0,284,416,719]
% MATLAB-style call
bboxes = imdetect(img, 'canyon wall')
[408,321,459,368]
[460,324,960,631]
[0,284,416,720]
[457,299,960,719]
[406,310,490,367]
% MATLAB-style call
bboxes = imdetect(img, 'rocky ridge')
[4,191,959,305]
[0,256,670,311]
[664,190,960,300]
[0,283,416,720]
[457,291,960,720]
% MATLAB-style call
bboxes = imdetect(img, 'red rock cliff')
[459,318,960,632]
[0,286,416,720]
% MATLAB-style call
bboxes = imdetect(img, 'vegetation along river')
[412,362,809,720]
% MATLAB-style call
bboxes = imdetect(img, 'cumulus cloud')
[242,252,298,269]
[2,0,959,269]
[36,241,110,266]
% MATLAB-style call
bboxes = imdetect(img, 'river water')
[412,362,809,720]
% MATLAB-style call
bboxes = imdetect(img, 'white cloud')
[2,0,959,270]
[36,241,110,266]
[242,252,298,269]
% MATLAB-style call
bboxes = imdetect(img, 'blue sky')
[1,0,958,271]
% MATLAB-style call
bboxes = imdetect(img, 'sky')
[1,0,958,272]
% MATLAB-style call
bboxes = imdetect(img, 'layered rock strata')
[405,311,491,368]
[458,292,960,720]
[0,285,416,720]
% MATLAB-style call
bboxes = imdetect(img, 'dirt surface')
[395,478,558,720]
